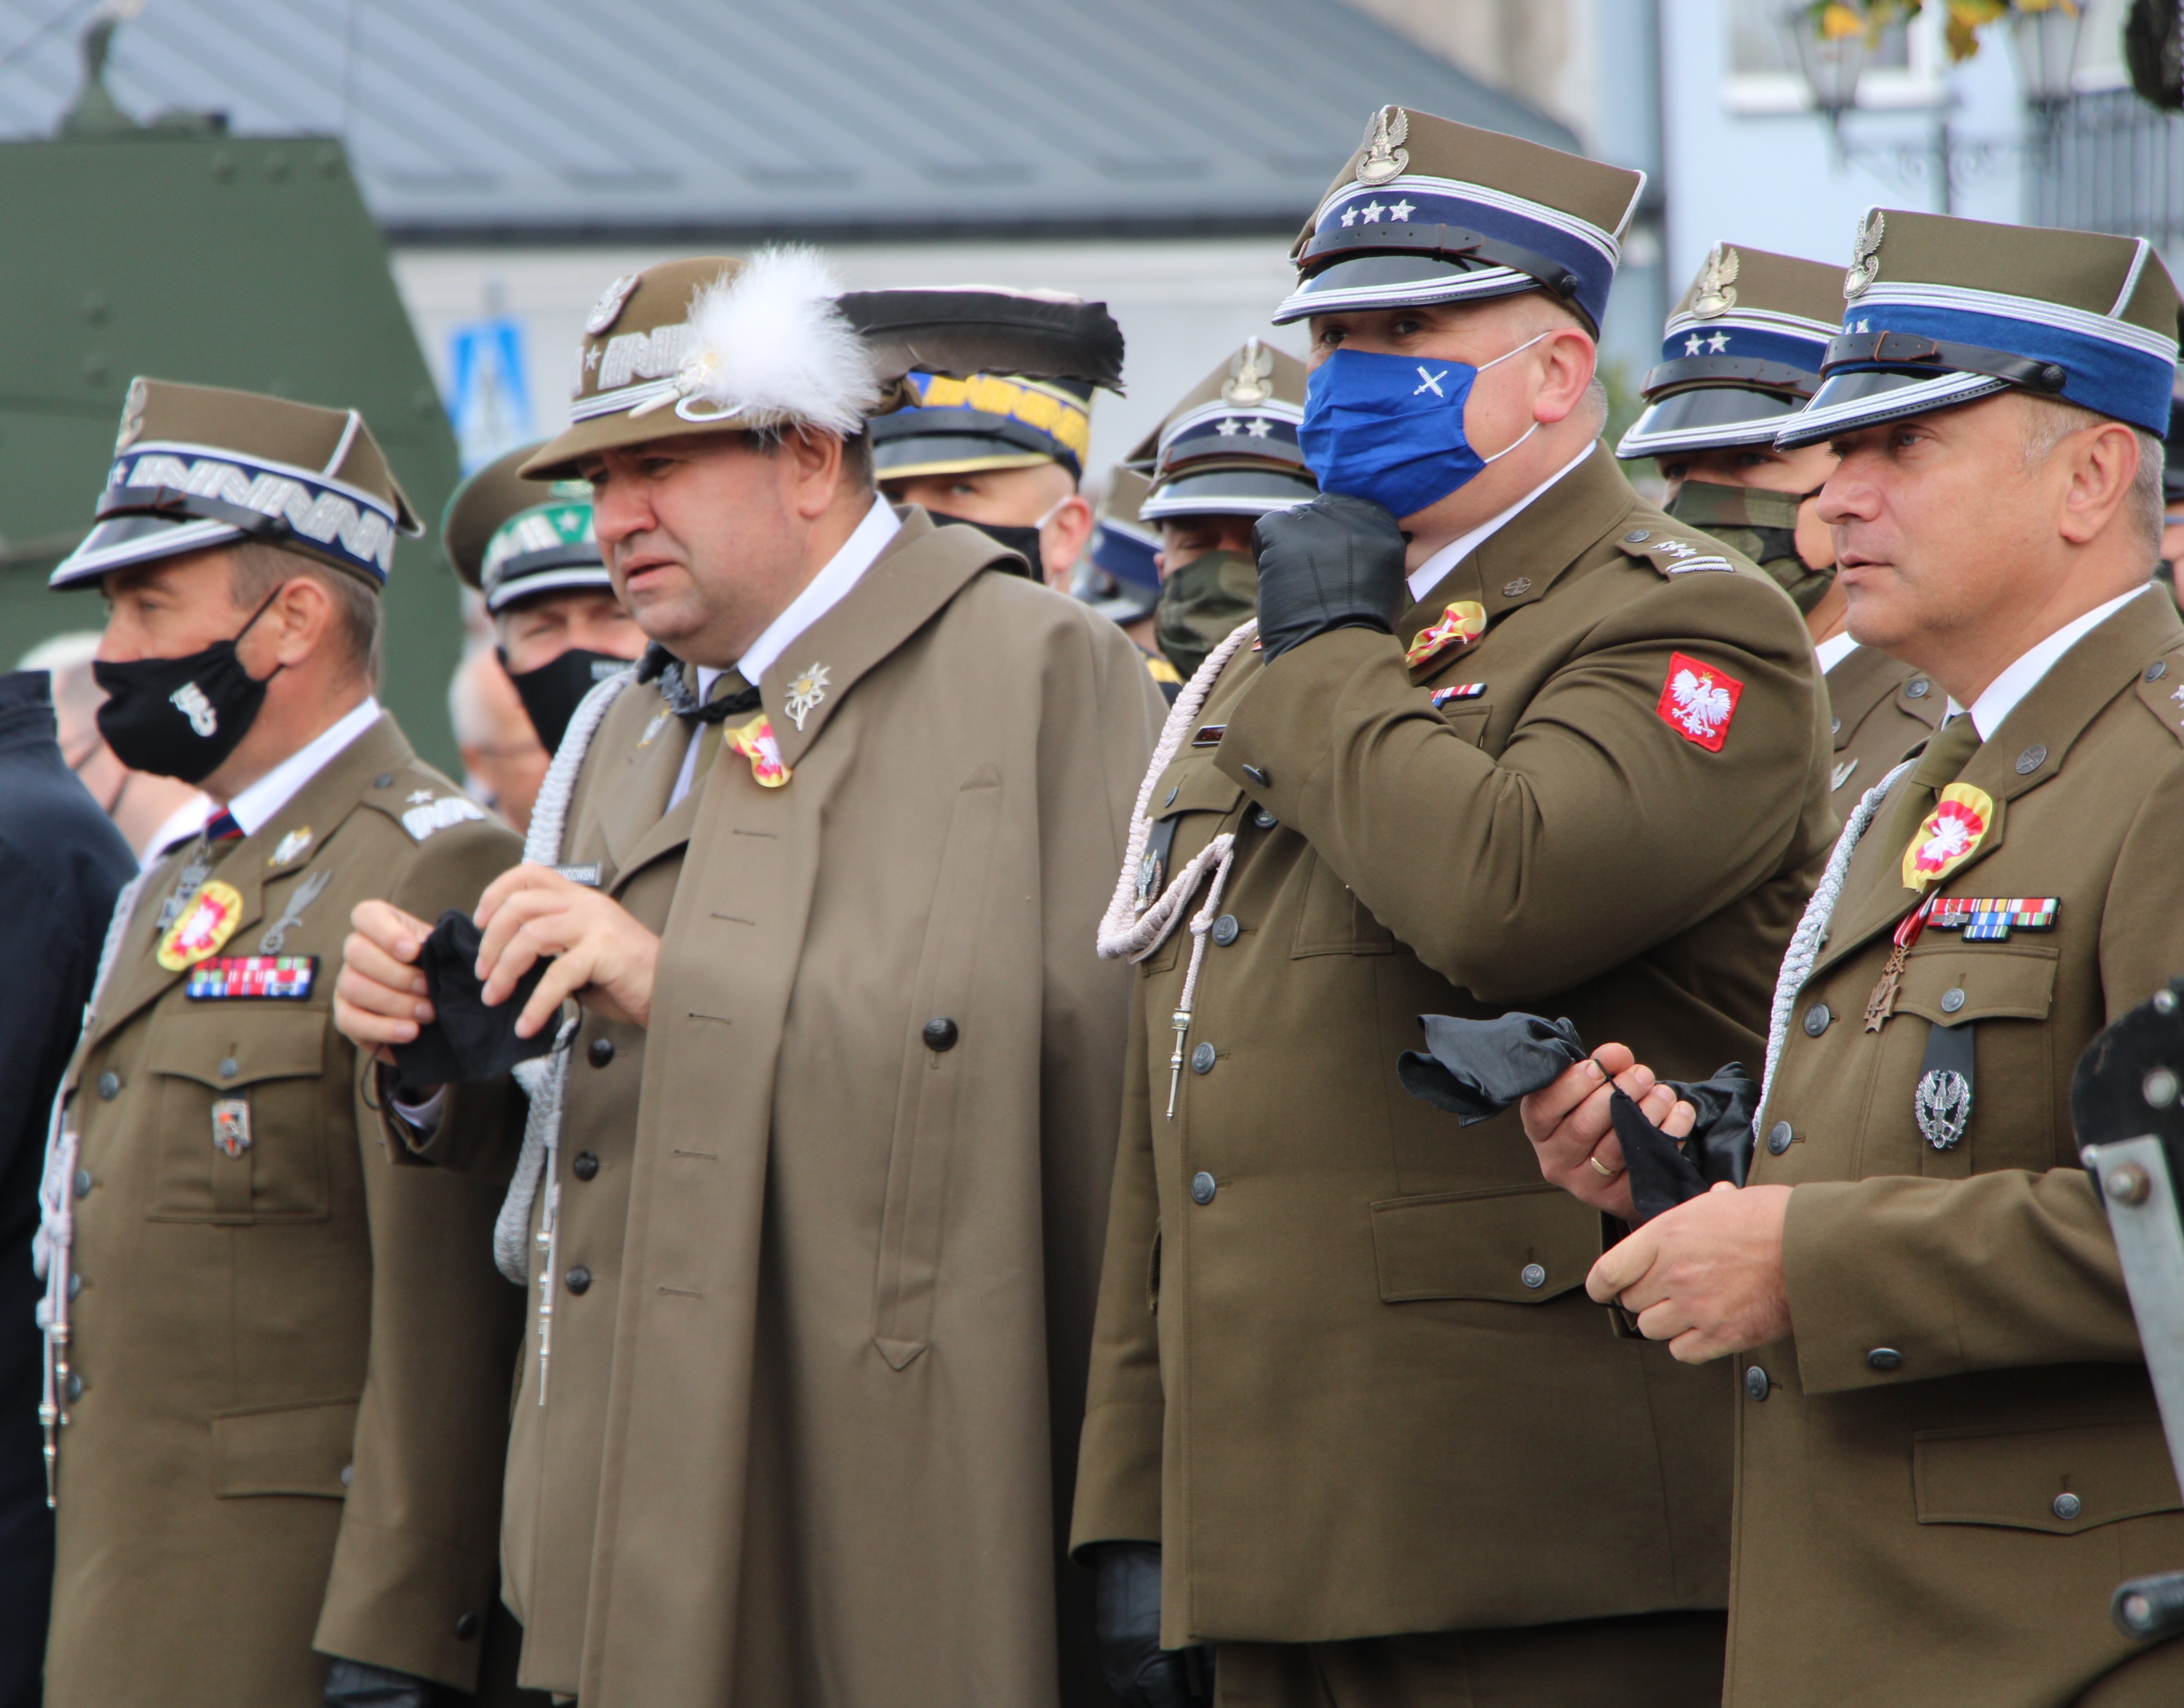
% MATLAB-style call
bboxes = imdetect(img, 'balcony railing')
[2024,88,2184,248]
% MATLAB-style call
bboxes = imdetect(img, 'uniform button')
[340,1464,354,1487]
[1189,1171,1217,1206]
[1252,808,1278,830]
[73,1170,91,1199]
[1623,529,1651,544]
[1520,1262,1547,1290]
[217,1057,239,1080]
[1867,1347,1903,1371]
[1161,784,1179,808]
[373,773,395,789]
[1767,1121,1793,1155]
[65,1374,83,1401]
[1940,987,1966,1014]
[67,1273,81,1300]
[1745,1365,1771,1401]
[1803,1004,1831,1037]
[572,1151,600,1182]
[1905,678,1931,699]
[1502,578,1532,597]
[2015,744,2046,775]
[565,1266,592,1295]
[454,1612,480,1641]
[2148,661,2168,683]
[96,1071,121,1101]
[922,1017,960,1052]
[1211,914,1240,946]
[1830,717,1842,737]
[2053,1492,2083,1521]
[1241,764,1270,788]
[1190,1042,1216,1075]
[588,1036,615,1068]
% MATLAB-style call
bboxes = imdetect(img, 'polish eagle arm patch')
[1655,652,1744,751]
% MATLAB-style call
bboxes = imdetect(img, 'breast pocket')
[1136,766,1244,976]
[144,1005,332,1223]
[1893,944,2059,1176]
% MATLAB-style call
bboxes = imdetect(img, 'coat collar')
[1813,589,2184,978]
[1825,643,1942,754]
[595,691,695,887]
[94,713,416,1042]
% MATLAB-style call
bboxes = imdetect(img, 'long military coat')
[413,510,1163,1705]
[47,714,525,1706]
[1741,587,2184,1707]
[1072,447,1836,1646]
[1826,640,1940,801]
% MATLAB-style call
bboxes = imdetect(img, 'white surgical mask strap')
[1034,493,1072,529]
[1476,330,1553,465]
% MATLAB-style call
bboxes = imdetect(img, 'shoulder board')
[2135,648,2184,746]
[1613,524,1737,578]
[359,766,494,842]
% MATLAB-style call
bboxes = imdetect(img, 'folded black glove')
[1092,1543,1214,1708]
[1399,1011,1758,1223]
[323,1658,433,1708]
[389,909,553,1095]
[1250,492,1409,662]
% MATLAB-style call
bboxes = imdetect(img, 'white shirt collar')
[1814,629,1859,673]
[220,696,381,837]
[1405,441,1596,604]
[1945,584,2152,741]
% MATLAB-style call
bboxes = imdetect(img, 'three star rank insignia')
[1406,602,1487,669]
[156,880,246,971]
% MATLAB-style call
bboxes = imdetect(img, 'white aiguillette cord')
[1097,618,1259,1117]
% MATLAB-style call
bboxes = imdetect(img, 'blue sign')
[447,317,535,472]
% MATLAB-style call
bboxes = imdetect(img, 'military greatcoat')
[45,713,525,1706]
[1072,446,1837,1647]
[400,509,1163,1707]
[1739,586,2184,1707]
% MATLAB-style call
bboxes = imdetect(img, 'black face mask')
[499,646,629,755]
[930,512,1043,582]
[92,590,282,785]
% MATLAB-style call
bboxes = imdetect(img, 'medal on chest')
[156,880,246,971]
[725,712,790,787]
[1902,783,1995,888]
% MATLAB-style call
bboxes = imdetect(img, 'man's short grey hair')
[2019,394,2164,553]
[227,542,383,686]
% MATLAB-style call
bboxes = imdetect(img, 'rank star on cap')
[1706,332,1730,353]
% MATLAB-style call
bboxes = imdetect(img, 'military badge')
[187,956,316,1000]
[1832,758,1859,792]
[401,794,487,841]
[257,869,333,954]
[585,273,641,335]
[115,375,149,452]
[268,827,312,866]
[1914,1068,1971,1150]
[639,708,672,748]
[1901,783,1995,889]
[1357,105,1410,185]
[1655,654,1743,752]
[1845,209,1885,299]
[1928,895,2057,943]
[784,662,829,731]
[726,713,790,788]
[1405,602,1487,669]
[1223,340,1276,407]
[1430,684,1487,707]
[1191,724,1227,747]
[1690,244,1739,317]
[157,880,245,971]
[211,1097,252,1159]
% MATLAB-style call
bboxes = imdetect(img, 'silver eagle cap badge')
[1357,106,1410,187]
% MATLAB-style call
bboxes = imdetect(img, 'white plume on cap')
[676,247,879,436]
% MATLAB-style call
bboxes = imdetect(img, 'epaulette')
[359,766,493,843]
[2135,646,2184,746]
[1613,522,1737,578]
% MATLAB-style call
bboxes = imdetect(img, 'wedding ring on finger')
[1587,1152,1625,1181]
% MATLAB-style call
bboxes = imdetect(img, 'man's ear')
[1531,328,1597,427]
[787,426,848,520]
[265,574,337,669]
[2057,420,2143,547]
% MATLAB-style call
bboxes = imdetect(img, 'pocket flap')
[147,1004,327,1090]
[1914,1417,2183,1533]
[1371,1183,1600,1304]
[1154,763,1244,822]
[1893,944,2057,1028]
[213,1397,359,1498]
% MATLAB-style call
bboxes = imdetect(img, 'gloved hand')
[1093,1542,1214,1708]
[1250,492,1410,662]
[323,1658,434,1708]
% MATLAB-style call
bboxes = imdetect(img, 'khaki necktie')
[688,668,761,785]
[1882,712,1984,864]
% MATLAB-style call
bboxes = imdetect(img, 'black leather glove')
[1092,1543,1214,1708]
[1250,492,1410,662]
[324,1658,434,1708]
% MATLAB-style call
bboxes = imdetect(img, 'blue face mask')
[1299,335,1547,521]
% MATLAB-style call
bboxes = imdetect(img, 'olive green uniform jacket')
[406,511,1163,1706]
[1827,640,1941,801]
[46,714,525,1707]
[1072,447,1836,1646]
[1739,586,2184,1707]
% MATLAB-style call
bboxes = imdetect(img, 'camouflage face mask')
[1154,548,1259,682]
[1665,479,1836,614]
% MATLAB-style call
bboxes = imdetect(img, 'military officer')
[1621,241,1940,795]
[335,255,1161,1706]
[33,380,528,1705]
[1072,107,1834,1707]
[1522,211,2184,1707]
[1127,338,1317,683]
[443,443,647,762]
[1085,466,1185,697]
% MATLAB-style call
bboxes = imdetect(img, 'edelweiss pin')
[1691,244,1739,317]
[1845,209,1885,299]
[585,273,641,335]
[1223,339,1276,407]
[1357,106,1409,186]
[784,663,830,732]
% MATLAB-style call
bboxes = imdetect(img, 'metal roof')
[0,0,1578,240]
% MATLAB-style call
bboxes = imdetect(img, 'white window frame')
[1723,2,1948,116]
